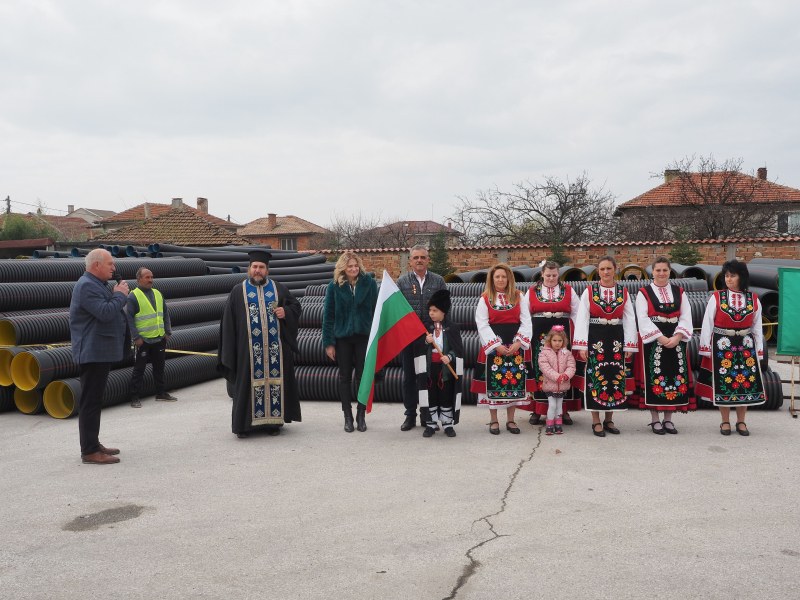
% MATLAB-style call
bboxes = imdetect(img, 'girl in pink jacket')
[537,325,577,435]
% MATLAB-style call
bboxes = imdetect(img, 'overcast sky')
[1,0,798,228]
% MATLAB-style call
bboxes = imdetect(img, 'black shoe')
[562,412,573,425]
[662,420,678,434]
[603,420,620,434]
[343,411,355,433]
[130,398,142,408]
[423,426,435,438]
[554,424,563,435]
[489,421,500,435]
[237,432,249,439]
[506,421,521,434]
[720,422,732,436]
[356,405,367,432]
[735,422,750,436]
[444,427,456,437]
[400,416,416,431]
[155,392,178,402]
[266,427,280,436]
[545,425,554,435]
[592,423,606,437]
[529,413,541,425]
[648,421,666,435]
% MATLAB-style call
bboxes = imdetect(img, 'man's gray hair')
[409,244,429,255]
[85,248,110,269]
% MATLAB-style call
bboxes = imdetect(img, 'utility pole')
[4,196,9,214]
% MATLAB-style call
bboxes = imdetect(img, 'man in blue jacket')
[69,248,130,464]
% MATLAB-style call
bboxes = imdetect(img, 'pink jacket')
[538,346,576,393]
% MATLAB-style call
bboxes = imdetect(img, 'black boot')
[356,404,367,432]
[343,405,354,433]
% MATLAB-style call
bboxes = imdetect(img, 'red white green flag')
[357,271,426,412]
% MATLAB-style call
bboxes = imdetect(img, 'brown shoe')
[81,451,120,465]
[98,444,120,455]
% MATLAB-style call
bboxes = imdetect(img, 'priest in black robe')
[218,249,302,437]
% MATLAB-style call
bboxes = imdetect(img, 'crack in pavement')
[443,426,545,600]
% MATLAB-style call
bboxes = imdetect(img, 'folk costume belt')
[589,317,621,325]
[713,327,751,336]
[651,316,678,323]
[533,311,566,318]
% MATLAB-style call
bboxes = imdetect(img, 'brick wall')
[319,239,800,278]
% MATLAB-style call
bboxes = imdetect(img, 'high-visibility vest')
[132,287,166,340]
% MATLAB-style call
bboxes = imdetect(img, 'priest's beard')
[249,275,266,286]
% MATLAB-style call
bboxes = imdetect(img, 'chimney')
[196,197,208,214]
[664,169,681,184]
[268,213,277,229]
[144,202,151,218]
[757,167,767,181]
[171,197,183,209]
[67,204,74,214]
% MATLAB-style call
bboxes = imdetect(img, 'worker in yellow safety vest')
[126,267,177,407]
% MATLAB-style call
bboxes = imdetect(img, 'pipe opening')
[0,349,16,386]
[0,321,18,346]
[10,352,40,391]
[43,381,77,419]
[14,388,43,414]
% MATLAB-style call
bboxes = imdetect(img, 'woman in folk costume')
[572,256,638,437]
[322,252,378,433]
[633,256,696,435]
[523,261,582,427]
[471,263,534,435]
[696,260,766,436]
[415,289,464,438]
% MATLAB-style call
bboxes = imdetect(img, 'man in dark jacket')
[396,244,446,430]
[69,248,130,465]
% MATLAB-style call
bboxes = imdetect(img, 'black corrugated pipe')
[206,266,239,274]
[1,385,15,413]
[758,371,783,410]
[0,257,207,283]
[559,266,587,282]
[11,323,220,391]
[0,295,227,346]
[70,248,90,257]
[31,250,64,258]
[0,313,72,346]
[125,245,152,256]
[43,353,220,419]
[0,273,248,311]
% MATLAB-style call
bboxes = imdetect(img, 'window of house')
[780,213,800,234]
[281,238,297,251]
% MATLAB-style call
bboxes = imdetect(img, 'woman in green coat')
[322,252,378,432]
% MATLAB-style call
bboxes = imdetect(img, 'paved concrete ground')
[2,379,799,600]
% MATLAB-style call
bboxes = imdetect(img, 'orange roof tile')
[101,202,238,227]
[618,172,800,210]
[238,215,329,236]
[93,209,250,246]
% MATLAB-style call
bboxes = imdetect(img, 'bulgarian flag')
[357,271,427,412]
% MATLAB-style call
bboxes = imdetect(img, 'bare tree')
[619,156,782,240]
[450,173,618,246]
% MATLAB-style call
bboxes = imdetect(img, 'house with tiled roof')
[66,205,116,224]
[237,214,330,251]
[96,198,239,234]
[365,220,463,248]
[615,167,800,240]
[93,208,250,247]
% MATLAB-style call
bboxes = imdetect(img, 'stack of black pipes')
[0,244,335,417]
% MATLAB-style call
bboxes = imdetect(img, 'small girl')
[537,325,576,435]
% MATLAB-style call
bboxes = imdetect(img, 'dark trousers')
[336,334,368,411]
[130,339,166,398]
[79,362,111,455]
[401,335,425,416]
